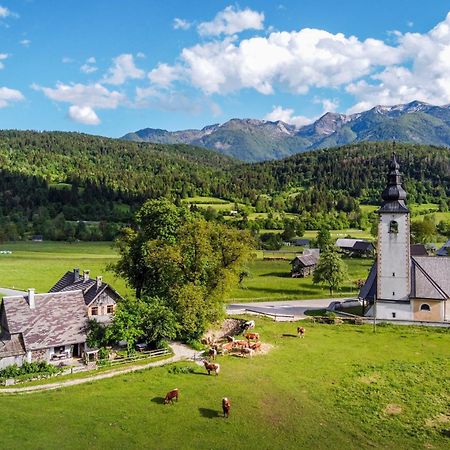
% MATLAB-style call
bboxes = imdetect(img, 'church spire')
[378,151,409,213]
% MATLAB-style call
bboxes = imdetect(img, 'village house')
[290,249,320,277]
[335,238,374,257]
[359,155,450,323]
[50,268,122,321]
[0,269,123,369]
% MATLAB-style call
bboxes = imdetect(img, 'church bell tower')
[377,153,411,305]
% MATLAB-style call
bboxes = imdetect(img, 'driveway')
[226,298,354,319]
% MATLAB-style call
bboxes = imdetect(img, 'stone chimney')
[96,276,103,289]
[83,270,90,282]
[73,268,80,282]
[27,288,35,309]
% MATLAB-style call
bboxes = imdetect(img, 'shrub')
[167,364,195,374]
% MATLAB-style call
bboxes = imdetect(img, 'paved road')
[0,288,26,297]
[227,298,354,319]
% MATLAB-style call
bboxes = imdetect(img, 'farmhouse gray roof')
[1,291,87,351]
[0,333,26,358]
[49,269,122,306]
[437,240,450,257]
[291,254,318,267]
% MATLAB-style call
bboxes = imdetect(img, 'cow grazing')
[234,339,249,348]
[297,327,305,338]
[164,388,179,404]
[244,332,260,341]
[249,341,261,351]
[222,397,231,418]
[204,360,220,376]
[221,342,234,353]
[240,347,254,358]
[225,335,235,343]
[208,347,217,360]
[242,320,255,331]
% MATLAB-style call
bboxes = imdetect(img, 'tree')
[112,200,254,339]
[317,226,332,252]
[313,249,348,296]
[411,219,436,244]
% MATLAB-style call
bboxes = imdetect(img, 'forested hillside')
[0,131,449,241]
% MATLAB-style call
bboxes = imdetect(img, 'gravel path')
[0,342,196,394]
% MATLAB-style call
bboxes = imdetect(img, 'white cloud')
[148,63,183,88]
[197,6,264,37]
[314,97,339,112]
[0,53,8,69]
[68,105,100,125]
[264,105,312,128]
[136,52,146,59]
[103,53,144,85]
[62,57,74,64]
[173,18,191,30]
[19,39,31,47]
[0,86,24,108]
[347,12,450,113]
[33,82,126,124]
[80,57,98,74]
[0,5,17,18]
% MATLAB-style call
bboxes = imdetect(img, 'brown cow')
[249,341,261,351]
[164,388,179,404]
[244,332,260,341]
[204,360,220,376]
[234,339,249,348]
[222,397,231,418]
[297,326,305,338]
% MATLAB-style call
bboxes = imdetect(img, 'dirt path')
[0,342,196,395]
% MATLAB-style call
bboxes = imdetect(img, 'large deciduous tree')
[112,199,254,340]
[313,248,348,296]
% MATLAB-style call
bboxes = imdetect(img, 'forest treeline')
[0,130,448,241]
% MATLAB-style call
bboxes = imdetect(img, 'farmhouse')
[359,155,450,323]
[291,250,319,277]
[0,269,123,369]
[335,238,374,257]
[50,268,122,321]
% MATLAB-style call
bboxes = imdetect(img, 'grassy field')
[0,241,132,296]
[230,257,373,301]
[0,319,448,449]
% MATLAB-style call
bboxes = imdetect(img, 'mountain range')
[121,101,450,162]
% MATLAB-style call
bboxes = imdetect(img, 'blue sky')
[1,1,450,136]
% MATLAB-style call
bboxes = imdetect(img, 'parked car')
[135,343,148,352]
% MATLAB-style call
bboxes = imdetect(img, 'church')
[359,155,450,323]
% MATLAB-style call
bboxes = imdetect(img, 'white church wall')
[378,213,410,301]
[376,301,412,320]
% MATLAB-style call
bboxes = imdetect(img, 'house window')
[392,312,396,318]
[420,304,431,312]
[392,272,395,277]
[389,220,398,234]
[91,306,99,316]
[107,305,114,314]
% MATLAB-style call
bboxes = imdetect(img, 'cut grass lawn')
[0,241,132,297]
[230,257,373,301]
[0,319,448,450]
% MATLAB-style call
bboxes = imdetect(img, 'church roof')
[359,256,450,301]
[378,153,409,214]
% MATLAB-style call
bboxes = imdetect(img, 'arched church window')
[420,304,430,312]
[389,220,398,234]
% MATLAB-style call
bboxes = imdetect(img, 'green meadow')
[0,241,131,297]
[0,319,448,450]
[230,258,373,301]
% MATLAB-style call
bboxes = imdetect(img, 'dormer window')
[420,304,430,312]
[389,220,398,234]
